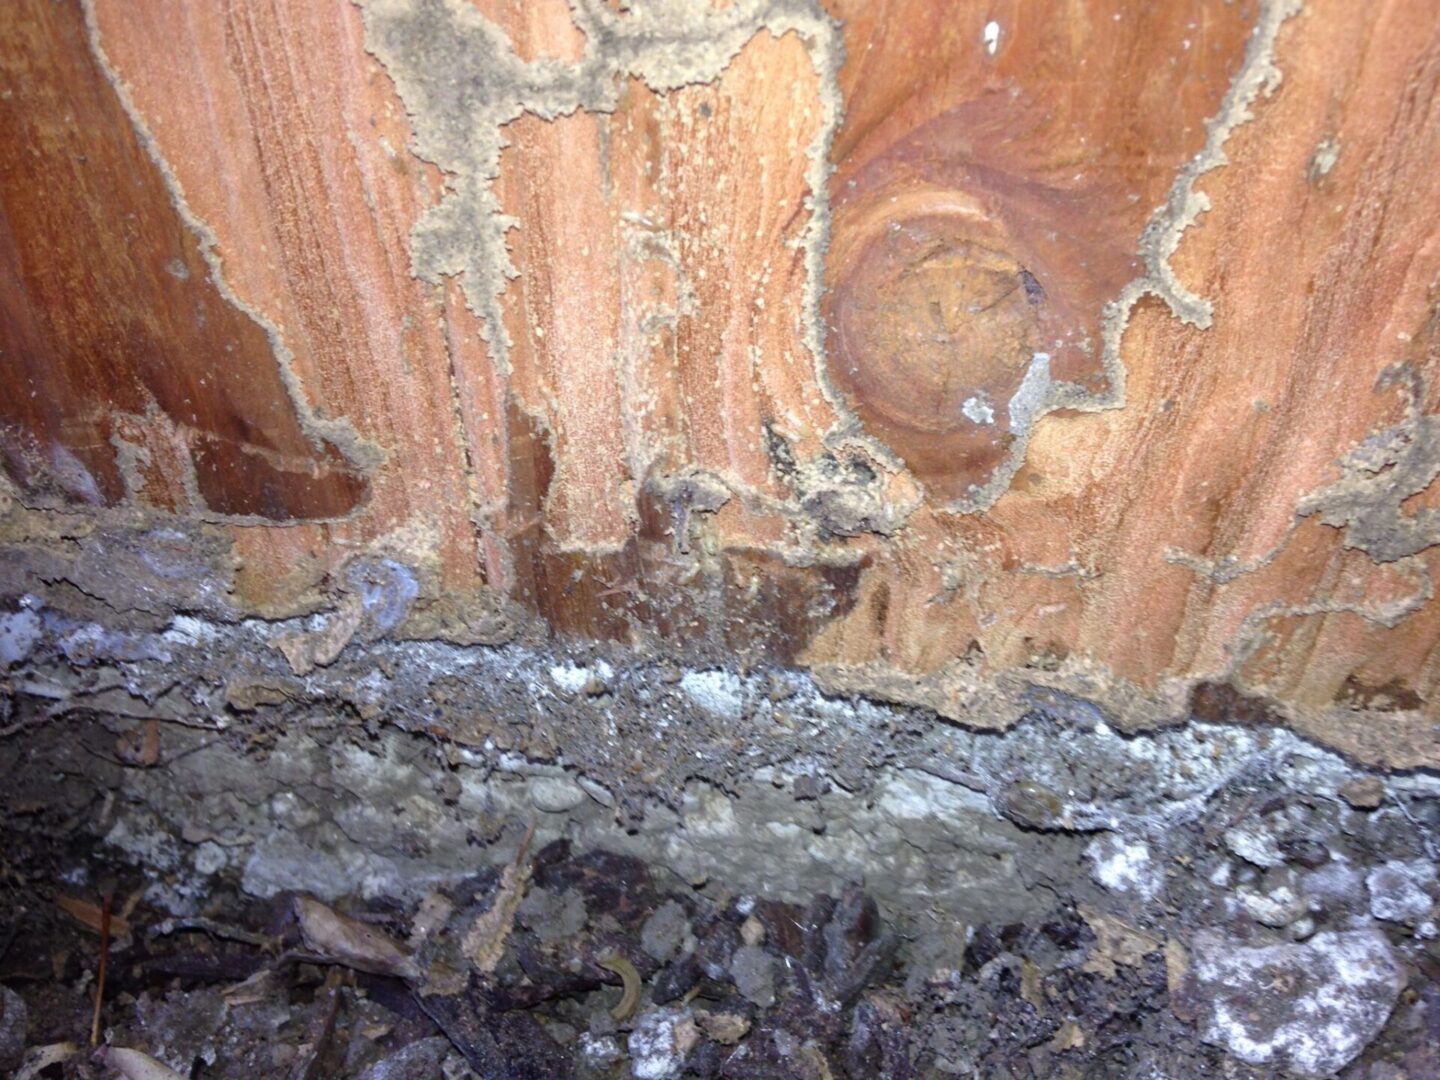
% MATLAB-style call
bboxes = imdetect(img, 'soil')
[1,704,1438,1079]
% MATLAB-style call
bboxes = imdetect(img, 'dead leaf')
[55,895,131,940]
[95,1047,186,1080]
[1165,936,1197,1021]
[117,887,145,922]
[462,827,534,974]
[696,1010,751,1044]
[294,896,420,980]
[1078,905,1162,979]
[417,958,467,998]
[222,967,281,1007]
[1164,937,1188,995]
[1048,1021,1086,1052]
[407,890,454,949]
[797,1044,837,1080]
[15,1043,78,1080]
[274,595,365,676]
[673,1017,702,1056]
[1020,957,1044,1008]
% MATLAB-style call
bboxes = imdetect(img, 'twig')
[291,975,343,1080]
[91,891,112,1047]
[148,916,274,950]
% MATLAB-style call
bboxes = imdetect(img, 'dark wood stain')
[502,395,866,658]
[1189,680,1284,728]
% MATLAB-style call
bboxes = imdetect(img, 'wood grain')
[2,0,1438,759]
[0,0,369,520]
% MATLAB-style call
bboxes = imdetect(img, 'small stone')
[1234,884,1307,928]
[194,841,227,875]
[0,608,42,668]
[437,771,462,805]
[999,779,1066,830]
[1278,835,1330,869]
[730,944,776,1007]
[0,987,27,1074]
[577,1033,623,1072]
[1086,834,1161,899]
[528,776,587,814]
[576,776,615,807]
[642,900,690,963]
[792,774,829,801]
[356,1036,450,1080]
[1224,821,1285,868]
[1186,929,1404,1077]
[628,1007,692,1080]
[766,674,796,701]
[517,887,588,945]
[1338,776,1385,810]
[1367,859,1438,926]
[1301,860,1367,909]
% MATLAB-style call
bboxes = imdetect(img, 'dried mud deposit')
[2,605,1439,1077]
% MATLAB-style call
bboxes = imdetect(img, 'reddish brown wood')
[823,0,1252,503]
[0,0,367,520]
[2,0,1438,762]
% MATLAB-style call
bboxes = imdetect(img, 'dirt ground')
[2,699,1438,1079]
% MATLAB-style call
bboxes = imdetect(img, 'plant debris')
[294,896,420,981]
[2,707,1438,1077]
[96,1045,188,1080]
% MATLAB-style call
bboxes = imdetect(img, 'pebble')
[1086,834,1161,899]
[1367,859,1438,926]
[628,1007,692,1080]
[1233,883,1306,928]
[1338,776,1386,810]
[999,780,1066,830]
[528,776,588,814]
[1223,821,1285,868]
[1277,835,1330,869]
[730,944,777,1007]
[577,776,616,808]
[1186,928,1404,1078]
[792,774,829,801]
[355,1036,450,1080]
[577,1033,624,1073]
[517,887,588,945]
[0,987,26,1074]
[641,900,690,963]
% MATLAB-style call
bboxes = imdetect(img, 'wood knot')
[826,195,1060,505]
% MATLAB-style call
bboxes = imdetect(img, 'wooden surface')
[2,0,1438,760]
